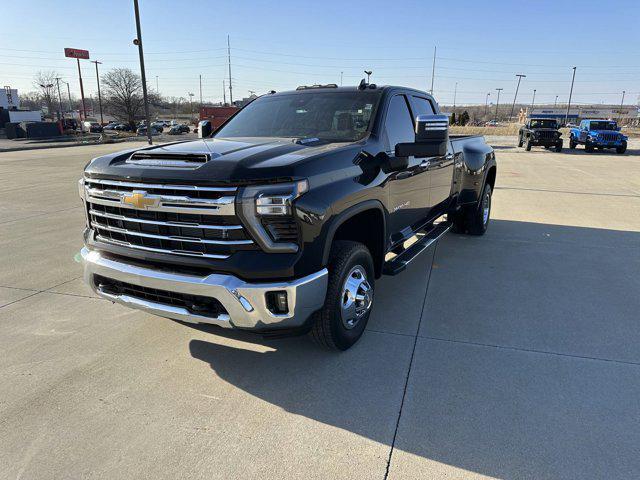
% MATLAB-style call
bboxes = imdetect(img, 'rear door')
[409,95,454,212]
[384,94,431,241]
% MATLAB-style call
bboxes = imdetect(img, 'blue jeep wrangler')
[569,119,627,154]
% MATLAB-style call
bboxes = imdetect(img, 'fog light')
[266,291,288,315]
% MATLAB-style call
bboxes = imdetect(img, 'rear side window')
[384,95,415,152]
[409,96,435,117]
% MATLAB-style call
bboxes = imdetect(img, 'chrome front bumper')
[81,247,328,330]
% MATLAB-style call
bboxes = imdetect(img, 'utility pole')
[452,82,458,113]
[76,59,87,121]
[155,75,159,92]
[430,46,436,95]
[494,88,503,122]
[364,70,372,83]
[223,80,226,105]
[340,71,343,86]
[90,60,104,125]
[199,74,203,108]
[133,0,152,145]
[620,90,626,108]
[227,35,233,104]
[54,77,64,120]
[510,74,526,119]
[554,95,558,107]
[565,66,576,127]
[484,92,490,116]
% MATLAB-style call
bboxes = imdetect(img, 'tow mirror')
[395,114,449,158]
[376,152,408,173]
[198,120,213,138]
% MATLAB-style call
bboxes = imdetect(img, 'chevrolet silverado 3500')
[79,83,496,350]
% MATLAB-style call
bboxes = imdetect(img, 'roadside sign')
[64,48,90,60]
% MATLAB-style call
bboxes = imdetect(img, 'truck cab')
[518,118,563,152]
[570,119,627,153]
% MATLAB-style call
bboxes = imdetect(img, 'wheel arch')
[322,200,387,278]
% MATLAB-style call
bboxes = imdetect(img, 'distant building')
[0,87,42,124]
[523,105,638,124]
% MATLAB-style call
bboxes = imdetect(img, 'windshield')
[214,91,382,142]
[589,121,616,131]
[529,119,557,129]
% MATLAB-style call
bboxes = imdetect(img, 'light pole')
[133,0,152,145]
[510,74,526,119]
[620,90,626,108]
[199,74,203,109]
[531,89,536,110]
[54,77,64,120]
[63,80,72,113]
[494,88,503,122]
[453,82,458,113]
[188,92,194,118]
[364,70,372,83]
[484,92,491,117]
[227,35,233,104]
[40,82,55,119]
[222,80,226,105]
[90,60,104,125]
[430,46,436,95]
[156,75,159,92]
[340,71,343,86]
[565,66,576,127]
[554,95,558,107]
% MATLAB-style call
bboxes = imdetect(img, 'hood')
[85,137,361,184]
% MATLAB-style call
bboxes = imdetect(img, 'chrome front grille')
[83,178,254,259]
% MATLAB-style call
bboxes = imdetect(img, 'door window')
[384,95,415,152]
[409,96,435,117]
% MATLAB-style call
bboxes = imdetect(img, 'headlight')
[239,180,309,253]
[255,180,308,216]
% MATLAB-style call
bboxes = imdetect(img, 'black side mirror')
[375,152,408,173]
[395,114,449,158]
[198,120,213,138]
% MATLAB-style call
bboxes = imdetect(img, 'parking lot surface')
[1,139,639,479]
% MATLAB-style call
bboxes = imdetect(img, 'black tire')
[310,241,375,351]
[616,142,627,154]
[585,143,595,153]
[517,135,523,148]
[555,142,562,153]
[525,139,532,151]
[569,135,577,149]
[453,183,492,236]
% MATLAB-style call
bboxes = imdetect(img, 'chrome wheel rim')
[340,265,373,329]
[483,190,491,225]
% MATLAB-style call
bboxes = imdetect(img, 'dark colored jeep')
[518,118,563,152]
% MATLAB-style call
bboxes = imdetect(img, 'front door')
[384,94,431,242]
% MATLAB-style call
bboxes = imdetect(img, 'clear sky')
[2,0,639,106]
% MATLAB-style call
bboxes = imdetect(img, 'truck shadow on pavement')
[185,219,640,479]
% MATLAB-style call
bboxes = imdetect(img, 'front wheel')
[310,241,375,351]
[517,135,523,147]
[569,136,577,149]
[555,142,563,153]
[467,183,492,235]
[525,139,532,151]
[616,142,627,154]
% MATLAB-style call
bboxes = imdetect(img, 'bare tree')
[19,91,43,111]
[101,68,158,127]
[33,71,59,118]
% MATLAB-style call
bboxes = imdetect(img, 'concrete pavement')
[0,139,639,479]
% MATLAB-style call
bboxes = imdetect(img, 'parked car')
[570,119,627,153]
[79,84,496,350]
[167,125,187,135]
[82,121,103,133]
[150,122,165,132]
[62,118,79,131]
[518,118,563,152]
[113,123,132,132]
[136,125,161,136]
[103,123,117,131]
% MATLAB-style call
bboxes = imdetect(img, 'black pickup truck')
[518,118,563,152]
[79,83,496,350]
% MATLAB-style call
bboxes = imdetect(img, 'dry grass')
[449,124,522,136]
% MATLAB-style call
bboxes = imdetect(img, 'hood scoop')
[126,151,211,169]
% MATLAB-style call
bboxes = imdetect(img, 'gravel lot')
[1,138,639,479]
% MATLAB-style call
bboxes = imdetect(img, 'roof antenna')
[358,78,367,90]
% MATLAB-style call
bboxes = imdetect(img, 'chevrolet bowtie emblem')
[122,191,159,209]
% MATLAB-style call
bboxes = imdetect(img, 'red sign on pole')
[64,48,90,60]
